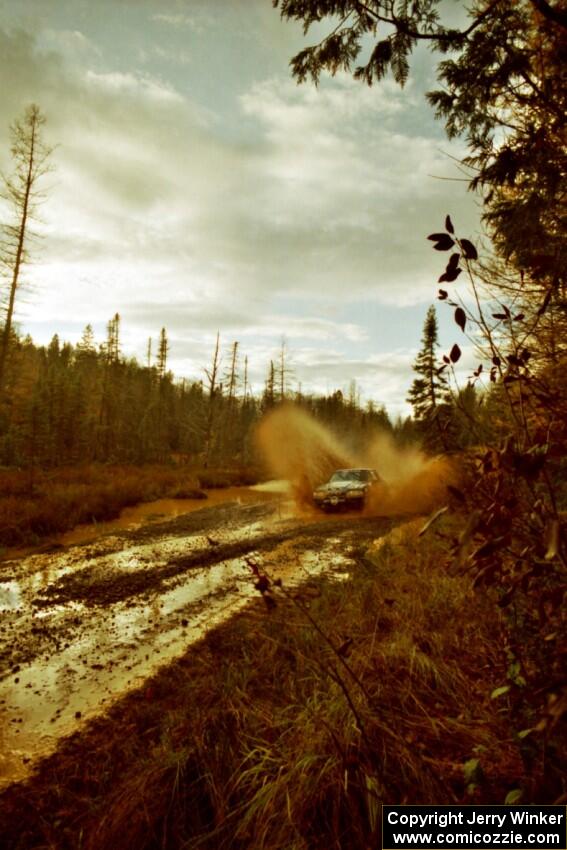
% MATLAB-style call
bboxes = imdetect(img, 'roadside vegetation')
[0,518,529,850]
[0,463,268,549]
[0,0,564,844]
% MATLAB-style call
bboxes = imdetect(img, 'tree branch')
[352,0,503,43]
[528,0,567,29]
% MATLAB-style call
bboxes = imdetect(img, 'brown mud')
[0,485,395,790]
[256,404,457,513]
[2,486,277,561]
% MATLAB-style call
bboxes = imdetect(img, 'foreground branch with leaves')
[425,216,566,799]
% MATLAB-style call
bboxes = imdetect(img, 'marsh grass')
[0,464,258,547]
[0,519,525,849]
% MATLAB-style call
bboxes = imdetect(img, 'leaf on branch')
[438,289,448,300]
[513,313,525,321]
[492,355,501,366]
[439,267,462,283]
[449,343,461,363]
[445,214,454,234]
[473,364,483,377]
[454,307,466,332]
[460,238,478,260]
[491,685,510,700]
[443,355,450,364]
[492,313,508,321]
[427,233,455,251]
[447,252,460,270]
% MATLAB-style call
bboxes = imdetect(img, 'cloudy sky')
[0,0,482,415]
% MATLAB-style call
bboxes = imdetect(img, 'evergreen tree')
[262,360,276,411]
[157,328,168,380]
[407,306,450,449]
[76,324,96,357]
[275,1,566,284]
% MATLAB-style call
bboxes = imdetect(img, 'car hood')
[318,480,368,493]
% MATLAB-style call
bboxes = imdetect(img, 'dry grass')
[0,464,259,547]
[0,518,527,849]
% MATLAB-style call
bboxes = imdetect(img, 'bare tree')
[0,104,52,396]
[225,340,239,411]
[274,338,293,402]
[203,331,221,467]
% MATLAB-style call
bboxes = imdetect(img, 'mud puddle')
[3,486,284,561]
[0,493,384,790]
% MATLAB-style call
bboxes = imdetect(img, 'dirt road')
[0,490,393,789]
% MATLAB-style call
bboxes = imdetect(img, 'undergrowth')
[0,464,259,547]
[0,519,528,850]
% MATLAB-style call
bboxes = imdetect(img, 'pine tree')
[243,355,249,401]
[407,306,450,448]
[157,328,168,380]
[276,1,566,284]
[76,324,95,356]
[262,360,276,410]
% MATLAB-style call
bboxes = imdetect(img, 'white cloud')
[0,18,483,414]
[84,69,184,103]
[151,13,208,33]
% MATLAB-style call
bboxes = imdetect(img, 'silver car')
[313,468,382,511]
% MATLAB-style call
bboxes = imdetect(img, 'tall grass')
[0,519,526,849]
[0,465,204,547]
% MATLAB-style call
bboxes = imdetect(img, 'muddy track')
[0,495,395,790]
[34,509,391,608]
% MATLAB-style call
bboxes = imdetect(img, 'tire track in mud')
[0,498,395,789]
[33,512,392,608]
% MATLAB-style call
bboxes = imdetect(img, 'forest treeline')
[0,319,398,472]
[0,309,509,476]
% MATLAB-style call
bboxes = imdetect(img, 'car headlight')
[347,489,365,498]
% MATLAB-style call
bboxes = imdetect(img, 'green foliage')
[0,321,397,474]
[407,305,451,450]
[275,1,567,284]
[425,216,567,805]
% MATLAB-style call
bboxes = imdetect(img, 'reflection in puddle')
[0,582,22,611]
[0,528,352,790]
[59,488,280,547]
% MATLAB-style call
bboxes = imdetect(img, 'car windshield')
[329,469,372,483]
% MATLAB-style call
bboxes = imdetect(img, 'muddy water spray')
[256,405,456,515]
